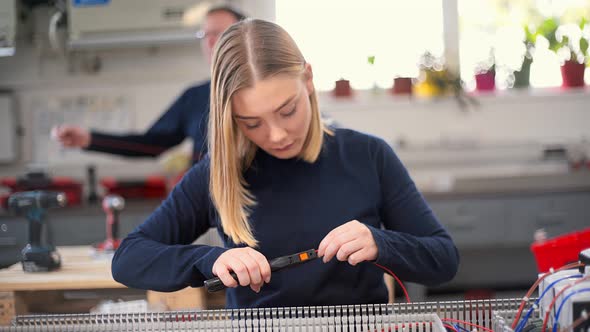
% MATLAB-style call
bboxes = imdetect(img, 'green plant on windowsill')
[535,17,588,87]
[557,18,589,65]
[512,25,536,88]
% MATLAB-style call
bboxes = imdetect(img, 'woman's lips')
[273,141,294,152]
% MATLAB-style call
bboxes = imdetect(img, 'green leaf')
[538,18,560,52]
[580,17,588,30]
[524,25,536,44]
[581,38,589,57]
[367,56,375,65]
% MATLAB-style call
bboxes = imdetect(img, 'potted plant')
[474,49,496,92]
[413,51,476,110]
[513,25,536,88]
[333,78,352,97]
[414,51,452,97]
[558,19,588,88]
[537,17,588,88]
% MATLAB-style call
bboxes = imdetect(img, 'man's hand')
[51,125,91,148]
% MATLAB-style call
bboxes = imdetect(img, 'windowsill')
[318,85,590,111]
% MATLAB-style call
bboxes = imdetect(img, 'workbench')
[0,246,220,326]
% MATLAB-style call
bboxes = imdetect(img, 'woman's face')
[232,65,315,159]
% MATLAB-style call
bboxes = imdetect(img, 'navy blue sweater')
[111,129,459,308]
[86,81,210,163]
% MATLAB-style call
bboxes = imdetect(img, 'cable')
[454,323,472,332]
[312,249,411,303]
[552,288,590,332]
[441,318,493,332]
[512,262,583,329]
[373,262,411,303]
[515,274,583,332]
[443,323,459,332]
[562,309,588,332]
[542,275,590,332]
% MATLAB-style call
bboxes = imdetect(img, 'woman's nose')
[268,124,288,143]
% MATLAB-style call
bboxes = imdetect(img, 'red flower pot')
[475,70,495,91]
[561,60,586,88]
[333,79,352,97]
[392,77,413,95]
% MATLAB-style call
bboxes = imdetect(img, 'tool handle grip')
[204,272,238,293]
[204,249,317,293]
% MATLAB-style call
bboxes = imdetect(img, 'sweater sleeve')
[111,159,226,291]
[85,89,191,157]
[367,138,459,286]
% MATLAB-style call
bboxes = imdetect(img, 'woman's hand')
[212,247,271,293]
[51,125,91,148]
[317,220,378,266]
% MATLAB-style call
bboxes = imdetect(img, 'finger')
[214,263,239,288]
[323,230,356,263]
[318,225,350,257]
[238,252,263,288]
[225,256,250,287]
[335,238,364,262]
[347,248,371,266]
[248,249,271,284]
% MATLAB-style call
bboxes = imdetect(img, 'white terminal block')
[538,269,582,317]
[551,282,590,331]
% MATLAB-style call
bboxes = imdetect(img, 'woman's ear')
[304,63,315,95]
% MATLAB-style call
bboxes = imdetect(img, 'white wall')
[0,1,588,183]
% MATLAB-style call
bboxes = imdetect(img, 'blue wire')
[552,288,590,332]
[453,323,471,332]
[515,274,582,332]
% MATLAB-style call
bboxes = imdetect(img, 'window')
[275,0,445,91]
[458,0,590,89]
[276,0,590,92]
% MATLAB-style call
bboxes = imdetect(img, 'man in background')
[51,6,246,164]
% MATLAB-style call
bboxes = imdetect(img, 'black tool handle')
[204,249,317,293]
[204,272,238,292]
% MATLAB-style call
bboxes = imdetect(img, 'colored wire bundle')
[514,274,582,332]
[512,262,583,329]
[541,275,590,332]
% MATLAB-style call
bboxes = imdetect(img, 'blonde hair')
[209,19,330,247]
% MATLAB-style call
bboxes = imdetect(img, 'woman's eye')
[245,122,261,129]
[281,107,297,117]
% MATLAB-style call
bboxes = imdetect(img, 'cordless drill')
[94,195,125,252]
[8,191,67,272]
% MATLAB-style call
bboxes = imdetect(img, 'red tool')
[93,195,125,252]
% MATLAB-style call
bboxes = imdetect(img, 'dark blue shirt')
[111,128,459,308]
[86,81,210,163]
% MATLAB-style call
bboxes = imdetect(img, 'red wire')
[441,318,493,332]
[373,262,411,303]
[443,323,459,332]
[313,249,411,303]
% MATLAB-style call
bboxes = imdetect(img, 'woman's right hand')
[212,247,271,293]
[50,125,91,148]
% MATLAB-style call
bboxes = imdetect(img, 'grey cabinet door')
[429,198,507,247]
[505,192,590,246]
[0,217,27,268]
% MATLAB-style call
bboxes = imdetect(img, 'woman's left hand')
[317,220,379,266]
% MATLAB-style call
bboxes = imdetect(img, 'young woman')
[112,19,459,309]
